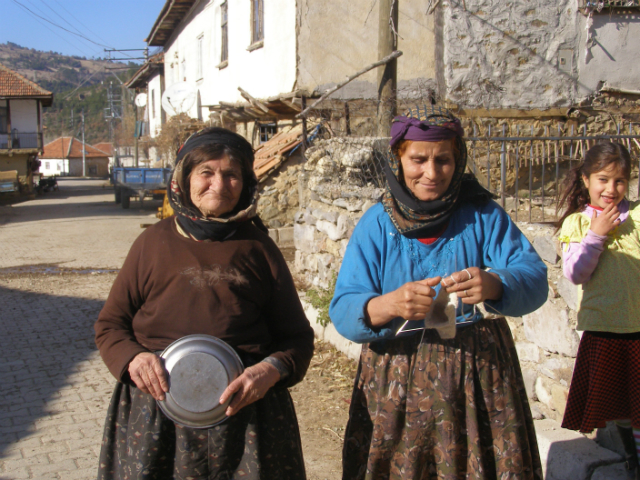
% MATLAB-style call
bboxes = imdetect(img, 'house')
[40,137,110,177]
[93,142,114,166]
[0,62,53,193]
[137,0,638,139]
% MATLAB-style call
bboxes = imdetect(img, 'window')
[45,161,50,169]
[151,90,156,119]
[88,165,97,175]
[197,35,204,79]
[56,163,61,171]
[251,0,264,45]
[259,123,277,143]
[221,2,228,63]
[0,106,6,132]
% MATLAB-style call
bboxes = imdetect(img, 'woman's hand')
[441,267,503,305]
[128,352,169,401]
[366,277,441,327]
[590,203,620,236]
[219,362,281,416]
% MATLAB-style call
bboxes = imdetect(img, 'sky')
[0,0,167,61]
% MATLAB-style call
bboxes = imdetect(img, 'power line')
[10,0,95,58]
[11,0,112,49]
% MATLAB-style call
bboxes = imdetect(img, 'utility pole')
[134,101,139,167]
[377,0,399,136]
[81,108,86,177]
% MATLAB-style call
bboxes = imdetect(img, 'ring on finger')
[465,290,469,297]
[463,268,472,280]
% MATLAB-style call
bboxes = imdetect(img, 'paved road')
[0,179,163,480]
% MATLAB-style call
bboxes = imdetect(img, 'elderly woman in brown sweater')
[95,127,314,480]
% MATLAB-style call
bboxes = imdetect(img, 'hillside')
[0,42,140,145]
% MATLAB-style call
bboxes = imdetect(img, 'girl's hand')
[219,362,280,416]
[590,203,620,236]
[128,352,169,401]
[441,267,503,305]
[366,277,441,327]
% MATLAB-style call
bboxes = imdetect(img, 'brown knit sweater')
[95,218,314,387]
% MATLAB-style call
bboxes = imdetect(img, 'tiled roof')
[0,63,53,103]
[93,142,114,155]
[147,0,197,47]
[41,137,110,159]
[254,122,318,180]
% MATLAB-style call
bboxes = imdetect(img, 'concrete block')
[557,276,578,311]
[523,298,580,357]
[294,224,319,253]
[278,227,294,245]
[516,342,540,362]
[522,367,538,401]
[535,418,622,480]
[591,462,629,480]
[268,229,278,243]
[533,235,560,264]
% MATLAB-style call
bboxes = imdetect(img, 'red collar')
[417,222,449,245]
[588,204,603,212]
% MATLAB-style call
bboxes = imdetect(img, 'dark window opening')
[259,123,276,143]
[251,0,264,44]
[221,2,228,62]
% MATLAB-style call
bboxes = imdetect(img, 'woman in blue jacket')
[329,106,547,480]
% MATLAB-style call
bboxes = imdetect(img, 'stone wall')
[292,136,590,422]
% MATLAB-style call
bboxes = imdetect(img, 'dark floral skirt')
[97,382,306,480]
[343,318,542,480]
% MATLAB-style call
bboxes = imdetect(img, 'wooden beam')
[238,87,270,114]
[278,99,301,112]
[297,50,403,119]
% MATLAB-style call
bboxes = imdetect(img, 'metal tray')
[157,334,244,428]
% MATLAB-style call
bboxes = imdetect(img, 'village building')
[40,137,110,177]
[0,62,52,194]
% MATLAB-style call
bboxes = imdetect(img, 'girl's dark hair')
[181,143,256,213]
[556,142,631,229]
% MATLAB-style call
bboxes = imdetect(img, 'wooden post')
[301,96,308,154]
[6,99,11,153]
[344,102,351,136]
[377,0,398,136]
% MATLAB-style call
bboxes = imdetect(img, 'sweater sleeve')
[94,232,150,382]
[260,239,315,388]
[329,211,397,344]
[562,230,607,284]
[480,203,549,317]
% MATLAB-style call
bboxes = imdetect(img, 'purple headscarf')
[389,115,464,147]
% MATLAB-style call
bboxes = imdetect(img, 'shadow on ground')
[0,282,111,459]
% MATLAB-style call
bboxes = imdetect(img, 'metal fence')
[340,122,640,224]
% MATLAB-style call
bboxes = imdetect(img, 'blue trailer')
[112,167,172,209]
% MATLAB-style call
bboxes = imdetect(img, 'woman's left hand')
[219,362,281,416]
[441,267,503,305]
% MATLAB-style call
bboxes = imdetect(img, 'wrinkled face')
[400,140,457,202]
[189,156,243,217]
[582,163,628,210]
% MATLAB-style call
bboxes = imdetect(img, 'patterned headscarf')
[167,127,267,241]
[382,105,491,238]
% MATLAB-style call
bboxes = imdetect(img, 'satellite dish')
[161,82,196,116]
[135,93,147,107]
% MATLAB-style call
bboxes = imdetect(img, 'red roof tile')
[93,142,114,155]
[0,63,53,100]
[41,137,110,159]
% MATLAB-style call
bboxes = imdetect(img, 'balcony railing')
[0,132,43,150]
[584,0,640,8]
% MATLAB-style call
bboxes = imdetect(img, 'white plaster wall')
[148,74,163,138]
[297,0,436,100]
[162,0,297,122]
[441,0,581,108]
[40,158,65,176]
[9,100,38,132]
[578,13,640,95]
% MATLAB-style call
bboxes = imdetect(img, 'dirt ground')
[0,266,357,480]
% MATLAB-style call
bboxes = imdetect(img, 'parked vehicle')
[112,167,172,209]
[36,176,58,193]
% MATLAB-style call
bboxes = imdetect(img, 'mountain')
[0,42,141,145]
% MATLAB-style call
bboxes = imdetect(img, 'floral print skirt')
[342,318,542,480]
[97,382,306,480]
